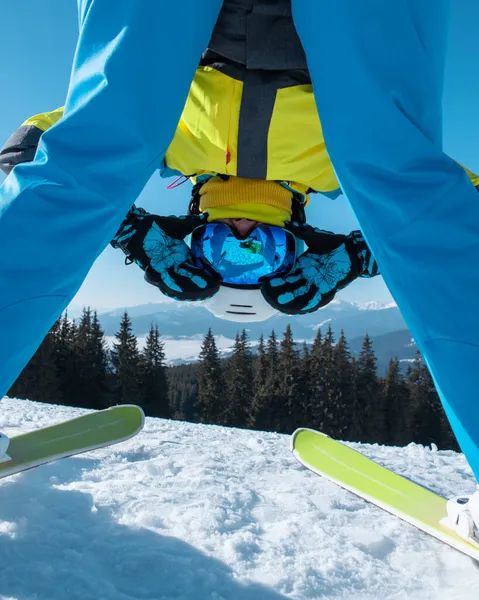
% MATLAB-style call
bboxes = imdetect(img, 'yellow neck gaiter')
[198,177,293,227]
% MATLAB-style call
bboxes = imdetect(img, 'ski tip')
[109,404,146,432]
[122,404,145,416]
[290,428,304,452]
[290,428,331,453]
[131,405,146,430]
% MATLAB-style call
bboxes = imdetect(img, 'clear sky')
[1,1,478,310]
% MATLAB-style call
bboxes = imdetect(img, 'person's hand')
[261,222,379,315]
[111,207,220,301]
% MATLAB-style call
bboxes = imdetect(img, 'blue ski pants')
[292,0,479,476]
[0,0,223,396]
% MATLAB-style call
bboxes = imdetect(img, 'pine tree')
[355,334,385,443]
[168,363,199,421]
[297,342,312,426]
[90,312,111,406]
[71,308,109,409]
[256,335,269,393]
[54,312,77,402]
[197,329,226,424]
[266,330,279,382]
[307,329,327,429]
[274,325,302,433]
[407,352,457,449]
[250,331,284,432]
[383,358,410,446]
[249,335,271,429]
[110,311,141,405]
[224,330,253,427]
[309,327,340,435]
[320,326,338,433]
[332,331,358,440]
[140,324,169,417]
[9,323,61,403]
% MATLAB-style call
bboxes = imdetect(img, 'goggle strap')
[188,181,203,216]
[291,192,307,225]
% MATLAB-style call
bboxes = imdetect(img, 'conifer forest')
[8,308,458,451]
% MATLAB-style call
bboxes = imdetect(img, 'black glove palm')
[111,207,220,302]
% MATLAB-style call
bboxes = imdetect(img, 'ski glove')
[110,206,220,302]
[261,223,379,315]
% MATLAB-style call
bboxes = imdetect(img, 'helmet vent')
[202,286,277,322]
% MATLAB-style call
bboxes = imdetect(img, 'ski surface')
[0,404,145,479]
[292,428,479,561]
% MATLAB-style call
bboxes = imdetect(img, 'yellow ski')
[0,405,145,480]
[292,428,479,561]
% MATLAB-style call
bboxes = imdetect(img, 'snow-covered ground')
[0,398,478,600]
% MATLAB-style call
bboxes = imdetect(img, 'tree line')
[8,308,458,450]
[9,309,168,418]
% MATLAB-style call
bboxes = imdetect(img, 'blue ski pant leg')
[0,0,223,398]
[292,0,479,476]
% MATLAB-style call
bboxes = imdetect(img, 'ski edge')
[0,404,145,479]
[291,428,479,561]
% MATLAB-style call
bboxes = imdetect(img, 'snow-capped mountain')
[96,299,407,341]
[0,397,477,599]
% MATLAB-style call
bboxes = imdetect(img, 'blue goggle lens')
[191,222,297,286]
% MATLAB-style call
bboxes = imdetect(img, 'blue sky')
[1,1,478,310]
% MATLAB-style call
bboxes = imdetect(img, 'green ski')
[0,404,144,480]
[292,428,479,562]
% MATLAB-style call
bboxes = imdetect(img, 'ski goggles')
[190,222,299,287]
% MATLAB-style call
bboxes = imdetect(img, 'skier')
[0,4,384,323]
[1,0,479,540]
[0,117,380,322]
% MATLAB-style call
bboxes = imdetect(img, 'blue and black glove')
[111,206,220,302]
[261,222,379,315]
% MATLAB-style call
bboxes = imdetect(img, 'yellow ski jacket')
[1,59,478,199]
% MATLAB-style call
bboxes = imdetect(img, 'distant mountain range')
[91,299,417,372]
[96,299,407,341]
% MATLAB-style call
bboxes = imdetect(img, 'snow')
[0,397,478,600]
[311,319,332,332]
[357,301,398,311]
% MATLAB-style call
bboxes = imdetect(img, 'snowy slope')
[0,398,478,600]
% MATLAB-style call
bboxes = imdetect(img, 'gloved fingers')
[261,267,316,312]
[145,265,183,295]
[270,276,309,300]
[285,221,328,238]
[174,262,219,291]
[285,222,347,253]
[305,289,337,312]
[144,263,220,302]
[169,264,220,300]
[262,277,338,314]
[261,248,353,315]
[345,230,380,278]
[261,278,319,315]
[154,213,208,240]
[267,265,305,288]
